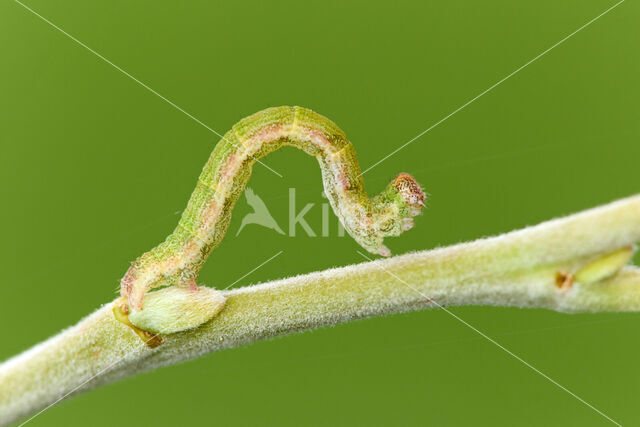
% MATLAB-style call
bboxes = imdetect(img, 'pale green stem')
[1,194,640,425]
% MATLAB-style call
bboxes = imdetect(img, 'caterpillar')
[121,106,426,310]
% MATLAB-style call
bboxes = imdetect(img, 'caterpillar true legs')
[120,106,426,310]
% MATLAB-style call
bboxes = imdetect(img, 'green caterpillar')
[121,106,426,310]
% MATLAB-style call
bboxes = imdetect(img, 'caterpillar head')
[393,173,426,214]
[353,173,426,257]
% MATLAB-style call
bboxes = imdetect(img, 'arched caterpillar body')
[121,106,426,310]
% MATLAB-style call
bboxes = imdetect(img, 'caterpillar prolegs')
[120,106,426,310]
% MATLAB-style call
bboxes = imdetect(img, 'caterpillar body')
[121,106,426,310]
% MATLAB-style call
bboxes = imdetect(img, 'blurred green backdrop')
[1,0,639,425]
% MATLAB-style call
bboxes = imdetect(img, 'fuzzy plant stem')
[1,194,640,425]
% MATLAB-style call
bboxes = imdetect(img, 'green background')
[1,0,639,425]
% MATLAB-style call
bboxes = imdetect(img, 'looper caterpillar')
[120,106,426,310]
